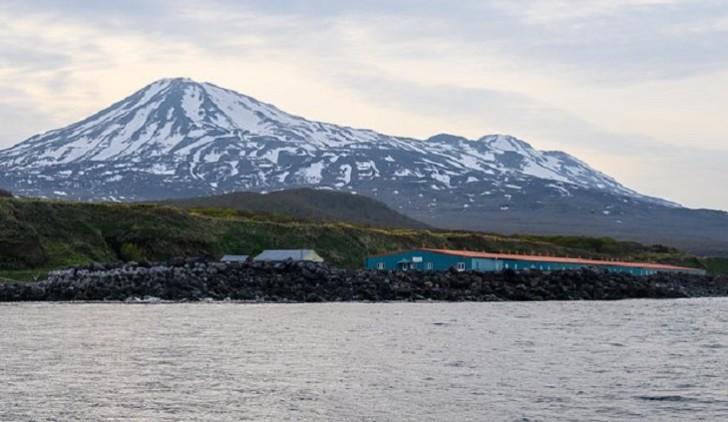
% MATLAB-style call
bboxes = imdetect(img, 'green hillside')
[0,197,724,282]
[159,188,429,229]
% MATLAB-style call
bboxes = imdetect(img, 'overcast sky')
[1,0,726,209]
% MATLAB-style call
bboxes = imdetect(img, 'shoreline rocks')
[1,258,727,302]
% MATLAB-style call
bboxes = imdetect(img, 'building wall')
[366,250,469,271]
[474,258,699,276]
[303,250,325,263]
[366,250,706,276]
[472,258,503,271]
[255,249,324,263]
[498,259,584,272]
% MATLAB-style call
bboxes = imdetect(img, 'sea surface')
[1,299,727,421]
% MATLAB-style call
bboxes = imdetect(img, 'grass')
[0,269,50,284]
[0,197,725,280]
[702,257,728,275]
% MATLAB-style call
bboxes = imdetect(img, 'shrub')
[120,242,145,261]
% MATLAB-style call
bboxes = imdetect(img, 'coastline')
[1,258,726,303]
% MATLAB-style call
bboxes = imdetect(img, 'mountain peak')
[164,76,195,82]
[152,77,197,86]
[479,134,534,153]
[0,78,677,211]
[426,133,469,144]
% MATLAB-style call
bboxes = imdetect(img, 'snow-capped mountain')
[0,78,668,204]
[8,77,726,254]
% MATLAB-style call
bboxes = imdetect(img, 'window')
[377,262,385,270]
[426,262,433,270]
[456,262,465,271]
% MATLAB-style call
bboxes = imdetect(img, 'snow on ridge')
[68,81,171,135]
[136,79,173,106]
[196,81,387,148]
[148,163,176,175]
[260,146,298,164]
[182,86,204,122]
[201,82,302,130]
[203,151,222,163]
[0,77,666,207]
[356,160,380,177]
[200,85,266,130]
[340,164,352,184]
[522,161,569,183]
[431,172,451,187]
[484,134,533,155]
[299,161,325,183]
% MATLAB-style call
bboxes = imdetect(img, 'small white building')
[254,249,324,263]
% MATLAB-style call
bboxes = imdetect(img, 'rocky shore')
[1,258,727,302]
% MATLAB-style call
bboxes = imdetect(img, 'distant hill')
[160,188,429,229]
[1,197,725,283]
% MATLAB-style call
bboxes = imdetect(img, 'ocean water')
[1,299,727,421]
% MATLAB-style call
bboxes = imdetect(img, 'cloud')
[611,146,728,210]
[318,68,728,207]
[0,0,726,209]
[488,0,684,24]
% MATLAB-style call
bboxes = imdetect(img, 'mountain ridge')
[1,77,726,254]
[0,77,670,204]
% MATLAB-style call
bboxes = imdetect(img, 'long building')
[365,248,706,276]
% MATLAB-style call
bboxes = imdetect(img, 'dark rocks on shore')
[1,258,727,302]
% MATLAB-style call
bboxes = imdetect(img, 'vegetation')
[159,188,429,229]
[0,268,49,283]
[0,197,725,283]
[0,189,11,198]
[700,256,728,276]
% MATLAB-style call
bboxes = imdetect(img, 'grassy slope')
[160,188,430,229]
[0,198,725,282]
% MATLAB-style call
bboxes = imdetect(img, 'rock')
[1,260,726,303]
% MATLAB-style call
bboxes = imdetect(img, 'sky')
[0,0,726,209]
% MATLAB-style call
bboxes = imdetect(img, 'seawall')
[1,258,726,302]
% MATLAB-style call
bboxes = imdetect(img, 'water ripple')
[1,299,727,421]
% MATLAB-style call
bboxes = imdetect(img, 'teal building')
[365,248,706,276]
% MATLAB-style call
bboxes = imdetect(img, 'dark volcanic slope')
[407,185,728,256]
[162,188,429,229]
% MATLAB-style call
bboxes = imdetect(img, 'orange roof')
[374,248,700,272]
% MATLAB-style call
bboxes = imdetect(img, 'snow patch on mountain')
[0,78,679,210]
[299,162,325,183]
